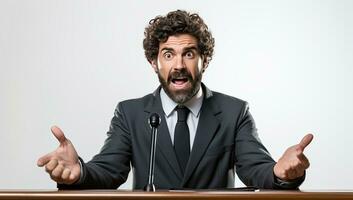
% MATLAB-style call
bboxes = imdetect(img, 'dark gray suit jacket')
[59,84,304,190]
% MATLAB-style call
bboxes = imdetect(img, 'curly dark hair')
[143,10,215,67]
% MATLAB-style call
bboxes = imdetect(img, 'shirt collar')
[160,86,204,118]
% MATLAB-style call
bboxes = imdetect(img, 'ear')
[151,59,158,73]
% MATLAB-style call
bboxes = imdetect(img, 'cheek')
[188,58,203,76]
[157,58,170,77]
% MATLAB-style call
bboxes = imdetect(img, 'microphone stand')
[144,113,161,192]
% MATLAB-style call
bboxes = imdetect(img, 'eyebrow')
[184,46,199,52]
[160,46,199,53]
[160,47,174,52]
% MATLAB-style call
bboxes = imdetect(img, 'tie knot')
[176,106,190,122]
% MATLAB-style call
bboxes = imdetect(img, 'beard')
[158,68,202,104]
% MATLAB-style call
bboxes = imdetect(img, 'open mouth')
[172,77,188,85]
[170,77,190,89]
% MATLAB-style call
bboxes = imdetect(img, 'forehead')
[159,34,198,51]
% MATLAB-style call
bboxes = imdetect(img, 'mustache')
[167,69,193,83]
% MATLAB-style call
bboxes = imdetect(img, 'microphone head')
[149,113,161,128]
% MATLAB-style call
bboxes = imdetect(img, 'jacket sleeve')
[58,102,132,189]
[234,102,304,189]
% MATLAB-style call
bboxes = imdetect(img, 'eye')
[163,52,173,60]
[185,51,194,59]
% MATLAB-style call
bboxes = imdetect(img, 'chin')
[171,94,190,104]
[168,88,194,104]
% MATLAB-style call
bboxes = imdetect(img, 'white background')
[1,0,352,190]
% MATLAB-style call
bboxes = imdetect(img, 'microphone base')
[143,183,156,192]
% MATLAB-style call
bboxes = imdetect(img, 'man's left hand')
[274,134,314,181]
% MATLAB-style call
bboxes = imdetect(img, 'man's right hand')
[37,126,81,184]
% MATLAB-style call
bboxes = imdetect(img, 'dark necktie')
[174,106,190,174]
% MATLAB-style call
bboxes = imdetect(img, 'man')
[37,10,313,190]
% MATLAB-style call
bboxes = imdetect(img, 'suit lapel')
[144,87,183,180]
[182,85,221,186]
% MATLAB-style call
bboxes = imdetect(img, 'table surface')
[1,190,353,200]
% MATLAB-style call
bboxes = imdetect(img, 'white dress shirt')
[160,87,204,150]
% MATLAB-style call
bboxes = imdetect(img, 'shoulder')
[207,90,254,127]
[207,90,252,122]
[202,83,247,107]
[210,90,248,108]
[117,93,154,111]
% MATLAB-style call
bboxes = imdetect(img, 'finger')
[50,173,63,184]
[51,125,68,145]
[37,152,54,167]
[288,158,307,179]
[293,168,305,179]
[69,167,80,183]
[69,173,78,182]
[61,168,71,180]
[298,154,310,169]
[293,161,306,178]
[51,164,65,179]
[45,159,58,173]
[298,133,314,151]
[292,160,306,173]
[286,163,305,180]
[286,169,297,180]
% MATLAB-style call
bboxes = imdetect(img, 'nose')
[174,55,186,70]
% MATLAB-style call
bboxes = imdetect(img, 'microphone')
[144,113,161,192]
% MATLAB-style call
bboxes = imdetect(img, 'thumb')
[298,133,314,151]
[51,125,68,145]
